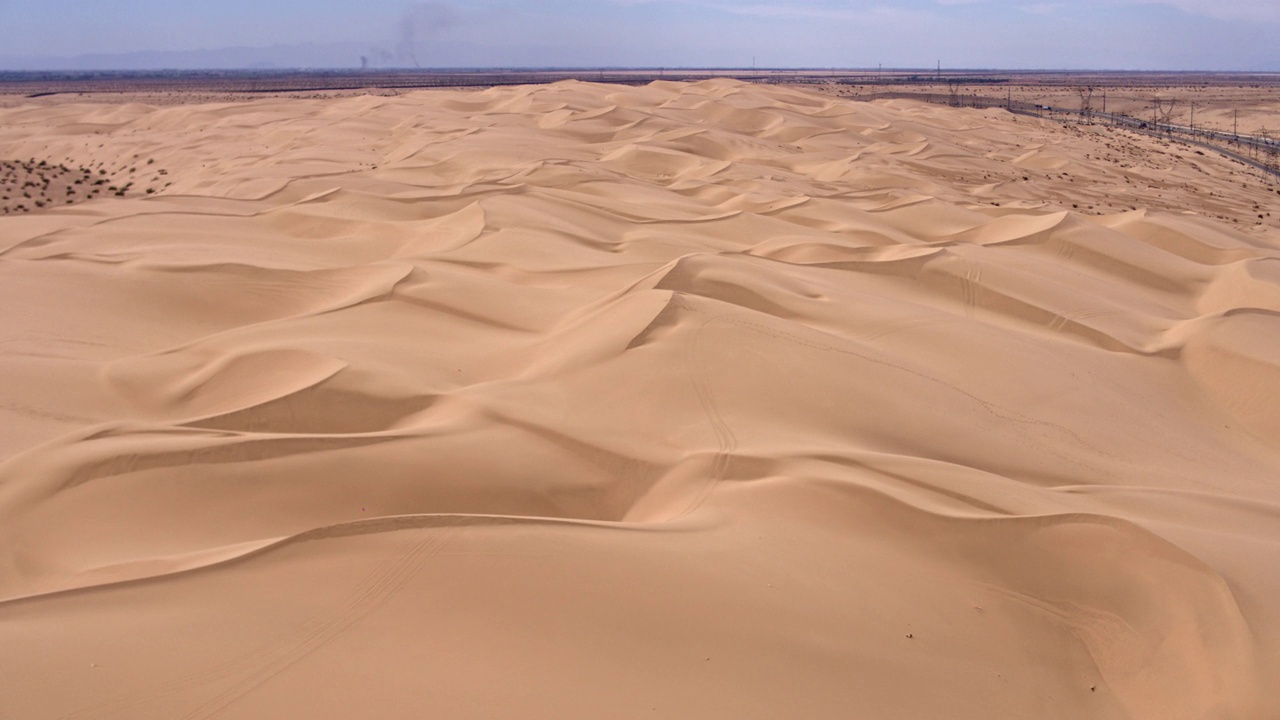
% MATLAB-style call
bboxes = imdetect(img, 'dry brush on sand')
[1,80,1279,719]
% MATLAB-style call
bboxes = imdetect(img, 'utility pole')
[1078,87,1094,122]
[1234,109,1238,141]
[936,60,941,81]
[1154,99,1176,135]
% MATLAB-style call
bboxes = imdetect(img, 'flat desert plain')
[823,73,1280,137]
[2,79,1279,719]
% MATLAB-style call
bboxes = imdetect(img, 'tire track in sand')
[670,313,737,521]
[63,520,459,720]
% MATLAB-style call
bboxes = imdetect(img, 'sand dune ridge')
[2,79,1279,719]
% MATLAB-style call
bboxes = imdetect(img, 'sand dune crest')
[2,79,1279,719]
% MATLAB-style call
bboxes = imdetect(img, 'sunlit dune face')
[1,80,1278,720]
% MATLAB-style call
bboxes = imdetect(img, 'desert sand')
[1,79,1279,719]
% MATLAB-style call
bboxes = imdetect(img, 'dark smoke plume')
[396,3,459,68]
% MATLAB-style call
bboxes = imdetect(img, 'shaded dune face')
[1,80,1279,719]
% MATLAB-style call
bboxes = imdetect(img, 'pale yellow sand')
[1,80,1279,719]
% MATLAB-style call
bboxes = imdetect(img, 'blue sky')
[0,0,1276,71]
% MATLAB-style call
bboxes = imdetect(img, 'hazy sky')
[0,0,1276,71]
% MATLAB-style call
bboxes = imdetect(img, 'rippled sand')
[2,80,1279,719]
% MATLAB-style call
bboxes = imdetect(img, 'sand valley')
[1,78,1279,719]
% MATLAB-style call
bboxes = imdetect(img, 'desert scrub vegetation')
[1,157,170,214]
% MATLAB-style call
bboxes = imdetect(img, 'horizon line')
[4,66,1280,75]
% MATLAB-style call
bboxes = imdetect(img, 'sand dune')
[2,79,1279,719]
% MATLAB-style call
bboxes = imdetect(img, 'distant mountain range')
[0,42,421,72]
[2,42,1277,73]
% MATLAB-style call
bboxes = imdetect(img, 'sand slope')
[2,80,1279,719]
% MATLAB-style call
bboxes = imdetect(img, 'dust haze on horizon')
[0,0,1277,72]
